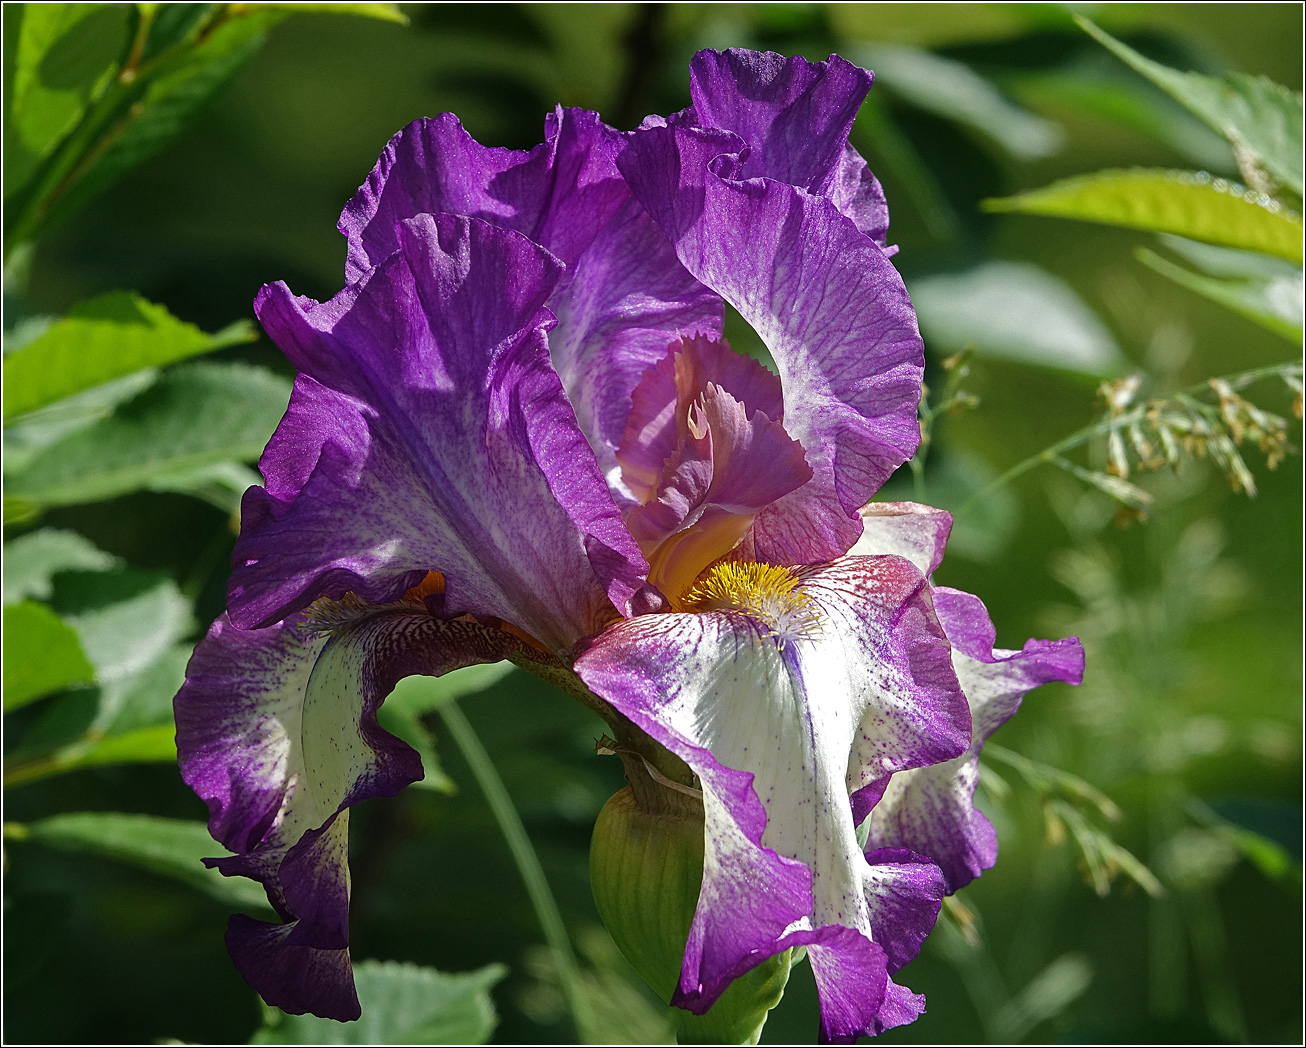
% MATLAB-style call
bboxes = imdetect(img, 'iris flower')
[176,49,1083,1042]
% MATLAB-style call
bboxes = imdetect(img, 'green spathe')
[590,785,793,1045]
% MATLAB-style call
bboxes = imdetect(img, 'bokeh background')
[4,3,1301,1044]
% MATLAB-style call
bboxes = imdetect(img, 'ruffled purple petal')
[863,586,1085,891]
[574,555,967,1038]
[339,109,626,282]
[686,48,890,245]
[617,125,924,564]
[234,214,646,653]
[337,107,722,480]
[176,605,525,1019]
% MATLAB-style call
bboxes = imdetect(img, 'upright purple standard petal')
[337,107,723,480]
[618,125,924,564]
[175,601,526,1019]
[687,48,891,245]
[863,587,1085,891]
[575,556,969,1041]
[234,214,647,653]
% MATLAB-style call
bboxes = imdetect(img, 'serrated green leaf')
[5,361,290,509]
[985,169,1303,262]
[857,43,1064,161]
[3,292,256,420]
[3,528,120,604]
[3,4,131,195]
[2,600,95,711]
[14,812,272,914]
[1136,246,1303,343]
[1077,16,1304,195]
[253,960,507,1045]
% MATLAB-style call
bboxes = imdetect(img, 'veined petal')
[337,107,722,480]
[339,109,626,282]
[618,126,924,565]
[626,383,811,600]
[574,556,967,1038]
[236,214,647,653]
[687,48,891,246]
[863,586,1085,891]
[852,501,954,577]
[617,335,784,504]
[175,603,528,1019]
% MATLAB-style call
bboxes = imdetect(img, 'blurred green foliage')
[3,3,1300,1045]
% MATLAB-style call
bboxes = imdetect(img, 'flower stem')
[436,700,595,1042]
[956,360,1302,517]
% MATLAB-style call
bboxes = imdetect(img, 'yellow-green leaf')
[985,169,1303,262]
[1077,16,1303,195]
[2,601,95,711]
[3,292,256,421]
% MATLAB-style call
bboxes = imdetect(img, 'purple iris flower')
[175,49,1083,1042]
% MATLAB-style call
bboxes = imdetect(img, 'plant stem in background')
[956,360,1302,516]
[436,700,597,1042]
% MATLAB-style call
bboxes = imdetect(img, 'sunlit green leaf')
[3,3,130,195]
[5,361,290,509]
[54,566,194,684]
[985,169,1303,262]
[2,600,94,711]
[1077,16,1304,195]
[1136,246,1303,343]
[857,43,1064,161]
[253,960,507,1045]
[3,292,256,421]
[11,812,272,914]
[908,260,1124,375]
[3,528,120,604]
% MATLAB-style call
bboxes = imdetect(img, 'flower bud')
[591,784,793,1045]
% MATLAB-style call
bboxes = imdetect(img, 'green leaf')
[242,3,409,24]
[1005,65,1236,173]
[3,4,131,195]
[12,812,273,914]
[385,663,517,718]
[1076,16,1304,195]
[2,600,94,711]
[5,361,290,509]
[144,459,261,515]
[3,292,256,421]
[1136,246,1303,343]
[379,664,517,794]
[985,169,1303,262]
[857,43,1064,161]
[908,260,1125,375]
[253,960,507,1045]
[3,528,120,604]
[50,566,194,684]
[32,9,281,237]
